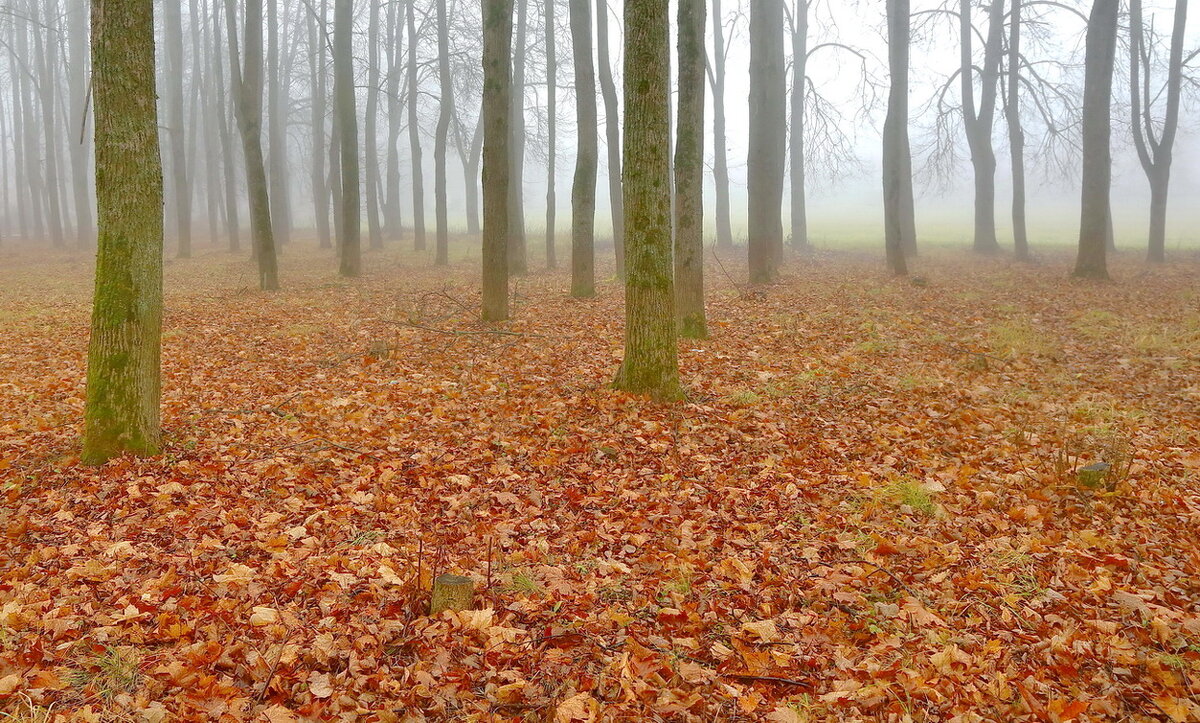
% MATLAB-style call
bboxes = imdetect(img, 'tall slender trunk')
[747,0,786,284]
[9,57,29,241]
[569,0,596,298]
[1007,0,1029,260]
[310,0,331,249]
[434,0,453,265]
[960,0,1005,254]
[595,0,624,274]
[1074,0,1118,280]
[227,0,280,290]
[710,0,733,251]
[163,0,189,256]
[883,0,912,275]
[482,0,514,322]
[33,2,65,249]
[544,0,558,269]
[612,0,682,401]
[366,0,383,250]
[83,0,164,464]
[789,0,808,251]
[68,0,94,248]
[267,0,292,247]
[197,0,222,246]
[407,0,427,251]
[384,0,404,239]
[214,0,241,252]
[335,0,361,276]
[508,0,530,274]
[675,0,706,339]
[463,110,484,235]
[16,13,46,243]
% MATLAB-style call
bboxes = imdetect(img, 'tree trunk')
[544,0,558,269]
[883,0,912,275]
[675,0,706,339]
[613,0,682,401]
[67,0,94,248]
[267,0,292,247]
[335,0,361,276]
[460,110,484,235]
[310,0,331,249]
[508,0,530,275]
[569,0,597,298]
[1007,0,1029,261]
[747,0,786,284]
[214,0,241,252]
[483,0,514,322]
[709,0,734,252]
[434,0,453,266]
[366,0,383,250]
[83,0,164,464]
[960,0,1004,255]
[15,12,46,243]
[1074,0,1118,280]
[228,0,280,290]
[789,0,808,252]
[407,0,427,252]
[163,0,190,256]
[384,0,404,239]
[595,0,624,274]
[34,3,66,249]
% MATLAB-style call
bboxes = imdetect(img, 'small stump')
[429,574,475,615]
[1078,462,1112,489]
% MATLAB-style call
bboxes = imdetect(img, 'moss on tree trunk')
[83,0,164,465]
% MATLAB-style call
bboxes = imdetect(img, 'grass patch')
[1072,310,1121,339]
[68,646,142,700]
[880,478,937,517]
[987,318,1056,358]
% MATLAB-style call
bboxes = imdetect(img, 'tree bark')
[366,0,384,250]
[675,0,707,339]
[710,0,734,252]
[1007,0,1029,261]
[482,0,514,321]
[407,0,427,251]
[435,0,453,266]
[960,0,1005,255]
[83,0,164,464]
[508,0,530,275]
[883,0,913,275]
[595,0,624,275]
[385,0,404,239]
[748,0,786,284]
[214,0,241,252]
[1074,0,1118,280]
[789,0,809,252]
[34,2,66,249]
[309,0,331,249]
[569,0,597,298]
[267,0,292,247]
[335,0,361,276]
[228,0,280,290]
[67,0,94,248]
[612,0,682,401]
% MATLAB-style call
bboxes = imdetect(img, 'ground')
[1,241,1199,722]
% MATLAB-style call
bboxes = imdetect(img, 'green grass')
[68,647,142,700]
[880,478,937,516]
[987,318,1056,358]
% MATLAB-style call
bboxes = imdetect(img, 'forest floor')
[1,242,1199,722]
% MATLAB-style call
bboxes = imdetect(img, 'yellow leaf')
[555,692,599,722]
[249,606,279,626]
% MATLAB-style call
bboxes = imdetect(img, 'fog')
[0,0,1197,254]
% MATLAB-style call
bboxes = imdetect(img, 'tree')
[266,0,292,248]
[748,0,787,284]
[1130,0,1188,263]
[508,0,530,275]
[596,0,625,274]
[612,0,683,401]
[384,0,405,239]
[228,0,280,291]
[365,0,384,250]
[960,0,1006,254]
[435,0,454,266]
[67,0,94,249]
[309,0,331,250]
[335,0,361,277]
[569,0,597,298]
[83,0,164,464]
[1074,0,1118,280]
[213,0,241,252]
[544,0,558,269]
[408,0,427,252]
[709,0,734,251]
[1006,0,1029,261]
[483,0,514,322]
[675,0,707,339]
[883,0,915,275]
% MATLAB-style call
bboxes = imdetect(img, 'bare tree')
[884,0,914,275]
[676,0,707,338]
[709,0,735,251]
[569,0,597,298]
[544,0,558,269]
[1075,0,1118,279]
[508,0,530,274]
[335,0,361,276]
[227,0,280,290]
[748,0,786,284]
[385,0,405,239]
[267,0,292,247]
[67,0,93,248]
[596,0,624,274]
[365,0,384,250]
[1130,0,1188,263]
[435,0,453,265]
[408,0,427,251]
[961,0,1006,254]
[309,0,331,250]
[483,0,514,321]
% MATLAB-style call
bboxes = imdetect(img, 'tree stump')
[429,574,475,615]
[1078,462,1112,489]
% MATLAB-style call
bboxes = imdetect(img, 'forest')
[0,0,1199,720]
